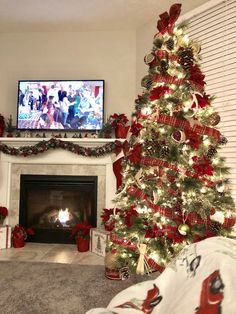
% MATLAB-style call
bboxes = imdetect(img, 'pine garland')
[0,138,124,157]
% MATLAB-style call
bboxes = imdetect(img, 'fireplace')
[19,174,97,244]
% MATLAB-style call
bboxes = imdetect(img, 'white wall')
[136,20,156,95]
[0,30,136,123]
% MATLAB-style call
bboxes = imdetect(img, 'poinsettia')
[192,156,214,176]
[109,113,129,127]
[0,206,8,218]
[127,143,142,164]
[101,208,114,223]
[123,207,139,227]
[12,225,34,240]
[150,86,171,101]
[130,121,143,136]
[191,92,210,109]
[189,65,206,87]
[185,130,201,149]
[71,222,93,240]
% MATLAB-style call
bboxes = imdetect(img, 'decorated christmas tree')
[102,3,236,275]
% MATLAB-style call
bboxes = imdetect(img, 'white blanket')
[87,237,236,314]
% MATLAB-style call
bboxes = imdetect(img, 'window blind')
[186,0,236,203]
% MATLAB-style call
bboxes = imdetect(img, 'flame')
[58,208,70,223]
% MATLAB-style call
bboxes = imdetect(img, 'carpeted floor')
[0,261,154,314]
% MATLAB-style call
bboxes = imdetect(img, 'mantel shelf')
[0,137,124,148]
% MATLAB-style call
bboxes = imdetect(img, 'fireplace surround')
[19,174,98,243]
[0,138,117,239]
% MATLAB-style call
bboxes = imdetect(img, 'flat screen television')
[16,80,105,131]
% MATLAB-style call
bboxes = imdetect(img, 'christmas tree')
[102,3,236,275]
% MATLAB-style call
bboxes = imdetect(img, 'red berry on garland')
[171,130,186,143]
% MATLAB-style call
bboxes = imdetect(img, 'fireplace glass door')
[19,175,97,243]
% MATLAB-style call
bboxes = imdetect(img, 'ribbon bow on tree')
[157,3,182,34]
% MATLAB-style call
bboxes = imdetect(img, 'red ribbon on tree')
[140,156,215,187]
[156,113,221,141]
[157,3,182,34]
[154,74,185,86]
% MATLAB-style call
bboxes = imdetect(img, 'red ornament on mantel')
[76,236,89,252]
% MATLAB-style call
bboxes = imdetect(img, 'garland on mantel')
[0,138,124,157]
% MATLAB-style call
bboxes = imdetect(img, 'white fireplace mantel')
[0,137,119,226]
[0,137,118,148]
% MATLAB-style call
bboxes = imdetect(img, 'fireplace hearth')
[19,174,97,244]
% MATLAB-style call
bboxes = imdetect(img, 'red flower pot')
[76,236,89,252]
[13,236,25,248]
[115,124,130,139]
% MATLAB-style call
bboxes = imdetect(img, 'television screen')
[16,80,105,131]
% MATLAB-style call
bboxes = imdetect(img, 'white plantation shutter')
[186,0,236,202]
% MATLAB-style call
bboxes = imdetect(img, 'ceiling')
[0,0,210,33]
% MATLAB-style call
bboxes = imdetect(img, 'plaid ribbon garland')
[126,185,177,219]
[155,74,185,85]
[140,157,215,187]
[156,114,221,141]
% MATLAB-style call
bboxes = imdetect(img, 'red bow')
[157,3,182,34]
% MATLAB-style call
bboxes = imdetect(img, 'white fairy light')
[183,35,189,44]
[200,187,207,193]
[203,138,211,146]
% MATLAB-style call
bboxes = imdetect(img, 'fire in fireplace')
[19,175,97,244]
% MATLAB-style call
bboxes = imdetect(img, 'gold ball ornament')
[178,224,190,236]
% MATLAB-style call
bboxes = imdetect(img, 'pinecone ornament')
[178,48,194,70]
[153,37,163,49]
[141,75,153,90]
[160,60,168,74]
[160,145,170,158]
[119,266,130,280]
[208,113,221,126]
[218,136,228,145]
[165,38,174,50]
[206,146,217,159]
[209,221,222,233]
[145,141,159,156]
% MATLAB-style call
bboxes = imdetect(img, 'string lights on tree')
[102,3,235,276]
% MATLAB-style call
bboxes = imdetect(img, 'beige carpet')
[0,261,150,314]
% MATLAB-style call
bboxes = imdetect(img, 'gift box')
[90,228,110,257]
[0,225,11,249]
